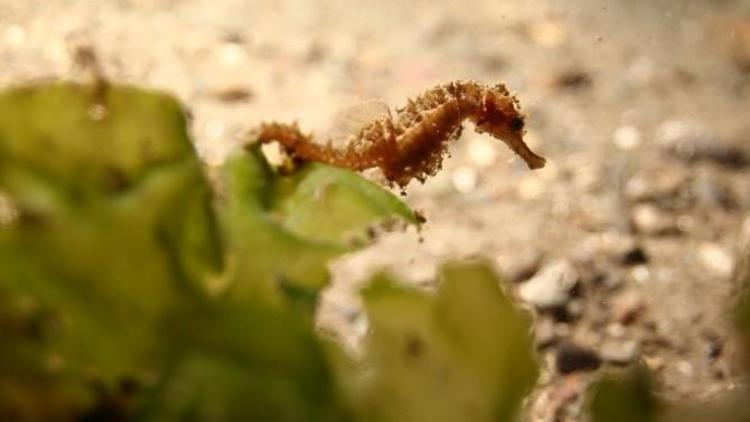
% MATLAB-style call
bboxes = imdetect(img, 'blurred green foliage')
[588,365,657,422]
[350,262,538,422]
[0,83,222,421]
[0,82,539,421]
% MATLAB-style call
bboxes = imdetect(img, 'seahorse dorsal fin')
[328,99,391,144]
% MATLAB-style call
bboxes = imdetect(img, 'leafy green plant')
[349,263,537,422]
[0,82,538,421]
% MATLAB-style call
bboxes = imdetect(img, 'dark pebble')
[620,246,648,266]
[556,341,602,374]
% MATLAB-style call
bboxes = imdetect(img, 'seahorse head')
[473,85,546,170]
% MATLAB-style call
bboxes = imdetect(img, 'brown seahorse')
[248,80,546,188]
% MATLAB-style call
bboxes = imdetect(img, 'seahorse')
[248,80,546,188]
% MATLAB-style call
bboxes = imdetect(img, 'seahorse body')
[250,80,546,188]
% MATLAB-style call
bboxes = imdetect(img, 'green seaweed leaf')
[148,145,418,421]
[0,81,416,421]
[588,365,658,422]
[0,83,222,414]
[350,261,538,422]
[218,146,417,307]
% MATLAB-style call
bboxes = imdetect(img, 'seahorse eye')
[509,116,524,131]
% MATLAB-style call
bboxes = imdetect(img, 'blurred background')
[2,0,750,420]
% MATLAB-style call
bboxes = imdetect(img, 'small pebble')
[677,360,694,377]
[606,323,626,338]
[519,260,579,308]
[556,342,601,374]
[534,317,558,349]
[567,299,585,319]
[630,265,651,284]
[631,204,678,235]
[611,290,646,324]
[216,42,248,66]
[620,245,648,266]
[600,340,638,364]
[643,355,665,371]
[698,242,734,278]
[613,125,641,151]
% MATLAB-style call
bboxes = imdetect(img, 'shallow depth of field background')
[2,0,750,420]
